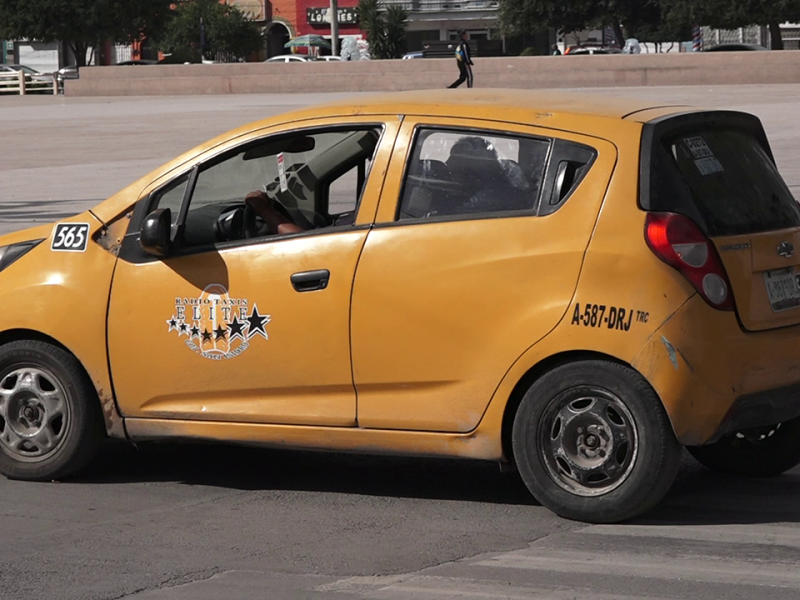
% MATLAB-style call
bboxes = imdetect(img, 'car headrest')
[411,159,452,182]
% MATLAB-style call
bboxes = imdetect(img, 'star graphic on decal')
[228,316,246,341]
[190,324,200,339]
[201,329,213,344]
[178,321,188,336]
[246,304,270,340]
[166,316,179,332]
[214,325,228,341]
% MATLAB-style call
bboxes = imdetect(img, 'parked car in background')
[116,60,158,66]
[402,51,424,60]
[702,43,768,52]
[0,64,53,82]
[564,45,622,55]
[265,55,321,63]
[56,64,79,84]
[320,56,342,62]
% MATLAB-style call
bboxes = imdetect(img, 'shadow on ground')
[636,455,800,526]
[75,439,538,506]
[73,441,800,524]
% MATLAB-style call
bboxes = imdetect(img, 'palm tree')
[357,0,408,59]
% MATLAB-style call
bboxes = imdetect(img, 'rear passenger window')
[398,129,550,220]
[651,129,800,236]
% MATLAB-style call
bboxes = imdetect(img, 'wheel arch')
[500,350,637,465]
[0,328,126,440]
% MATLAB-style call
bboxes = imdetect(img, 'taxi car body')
[1,90,799,523]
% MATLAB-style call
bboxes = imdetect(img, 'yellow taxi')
[1,90,799,523]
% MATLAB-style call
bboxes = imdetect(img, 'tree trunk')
[70,41,88,67]
[769,21,784,50]
[612,22,625,48]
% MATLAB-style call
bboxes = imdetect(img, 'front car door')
[107,116,401,426]
[351,117,617,432]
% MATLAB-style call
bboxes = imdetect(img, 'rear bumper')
[713,383,800,442]
[632,296,800,445]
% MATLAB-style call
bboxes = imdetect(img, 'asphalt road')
[1,87,800,600]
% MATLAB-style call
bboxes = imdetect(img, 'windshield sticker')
[51,223,90,252]
[683,136,714,159]
[166,284,270,361]
[277,152,288,193]
[694,156,724,176]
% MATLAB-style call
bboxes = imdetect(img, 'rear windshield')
[649,129,800,236]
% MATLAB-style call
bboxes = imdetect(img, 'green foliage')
[498,0,596,38]
[0,0,171,66]
[499,0,800,49]
[384,5,409,59]
[357,0,408,59]
[520,46,538,55]
[157,0,263,61]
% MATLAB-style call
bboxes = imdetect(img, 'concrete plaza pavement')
[2,85,800,236]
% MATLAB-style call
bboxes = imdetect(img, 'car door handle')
[290,269,330,292]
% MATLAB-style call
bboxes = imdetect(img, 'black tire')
[688,417,800,477]
[0,340,104,481]
[512,360,682,523]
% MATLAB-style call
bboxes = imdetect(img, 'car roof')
[283,88,690,122]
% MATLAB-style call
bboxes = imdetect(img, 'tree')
[663,0,800,49]
[383,5,409,58]
[357,0,408,59]
[497,0,661,48]
[157,0,263,61]
[0,0,171,67]
[498,0,596,41]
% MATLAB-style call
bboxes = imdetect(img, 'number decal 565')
[51,223,90,252]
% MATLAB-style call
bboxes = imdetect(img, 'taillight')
[645,212,735,311]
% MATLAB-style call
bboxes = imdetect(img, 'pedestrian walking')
[447,31,474,89]
[551,44,562,55]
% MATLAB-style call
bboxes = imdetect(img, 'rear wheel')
[0,340,104,481]
[688,418,800,477]
[512,360,682,523]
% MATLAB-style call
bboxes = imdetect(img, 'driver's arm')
[244,191,305,235]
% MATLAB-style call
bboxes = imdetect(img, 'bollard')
[52,72,58,95]
[18,69,26,95]
[692,26,704,52]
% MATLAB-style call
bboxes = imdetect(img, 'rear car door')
[351,117,617,432]
[642,112,800,331]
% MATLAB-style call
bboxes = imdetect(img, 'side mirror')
[140,208,172,257]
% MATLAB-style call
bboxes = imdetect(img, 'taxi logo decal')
[166,284,270,360]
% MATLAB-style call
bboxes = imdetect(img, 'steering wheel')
[243,195,295,238]
[243,203,260,239]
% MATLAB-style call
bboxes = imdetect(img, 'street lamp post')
[330,0,338,56]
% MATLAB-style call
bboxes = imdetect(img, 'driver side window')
[164,127,381,250]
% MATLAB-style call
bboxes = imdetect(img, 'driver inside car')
[244,190,306,235]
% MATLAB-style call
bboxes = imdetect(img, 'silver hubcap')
[538,387,638,496]
[0,368,69,461]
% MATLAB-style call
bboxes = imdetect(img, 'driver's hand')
[245,191,304,235]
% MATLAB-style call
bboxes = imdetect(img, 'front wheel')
[688,417,800,477]
[512,360,682,523]
[0,340,104,481]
